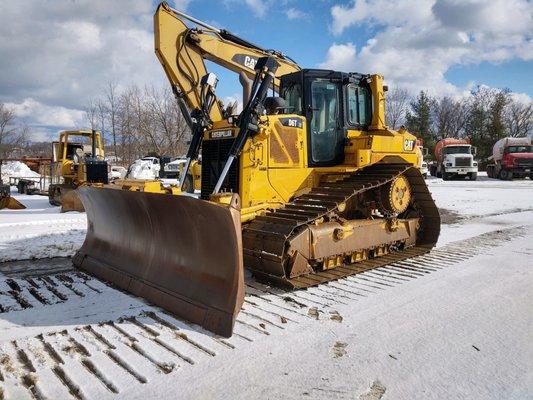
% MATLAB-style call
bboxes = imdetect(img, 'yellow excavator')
[48,130,108,212]
[73,2,440,337]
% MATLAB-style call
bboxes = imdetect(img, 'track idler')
[73,186,245,337]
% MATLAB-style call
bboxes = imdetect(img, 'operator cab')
[280,69,372,167]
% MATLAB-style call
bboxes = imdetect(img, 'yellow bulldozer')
[48,130,108,212]
[0,160,26,209]
[72,3,440,337]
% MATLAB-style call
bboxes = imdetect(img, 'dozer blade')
[72,186,244,337]
[0,196,26,210]
[60,188,85,213]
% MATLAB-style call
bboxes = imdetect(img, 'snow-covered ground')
[0,191,86,262]
[0,175,532,399]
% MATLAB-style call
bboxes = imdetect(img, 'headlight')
[473,162,478,166]
[445,163,452,167]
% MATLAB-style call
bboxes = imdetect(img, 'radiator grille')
[455,157,471,167]
[86,160,108,184]
[516,158,533,167]
[201,138,239,199]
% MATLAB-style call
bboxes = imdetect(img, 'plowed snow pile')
[127,159,158,179]
[1,160,40,182]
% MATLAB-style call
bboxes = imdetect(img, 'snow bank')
[1,161,40,182]
[127,159,159,180]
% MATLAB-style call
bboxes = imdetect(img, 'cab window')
[347,85,370,126]
[282,83,302,114]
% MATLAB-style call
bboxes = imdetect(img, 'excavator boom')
[154,1,300,121]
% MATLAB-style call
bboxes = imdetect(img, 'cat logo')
[403,139,415,151]
[231,54,258,70]
[210,130,233,139]
[243,56,256,69]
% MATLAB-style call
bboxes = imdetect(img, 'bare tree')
[432,96,468,139]
[505,100,532,137]
[0,102,17,159]
[85,99,99,130]
[386,87,410,129]
[105,82,119,160]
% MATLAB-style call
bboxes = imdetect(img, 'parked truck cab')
[486,137,532,180]
[430,138,478,181]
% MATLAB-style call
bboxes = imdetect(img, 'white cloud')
[7,98,86,128]
[286,8,310,21]
[330,0,432,36]
[320,43,358,72]
[509,92,533,106]
[0,0,189,138]
[245,0,268,18]
[324,0,533,97]
[57,21,103,52]
[223,0,272,18]
[223,93,244,114]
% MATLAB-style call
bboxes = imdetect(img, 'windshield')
[506,145,531,153]
[443,146,470,155]
[281,83,302,114]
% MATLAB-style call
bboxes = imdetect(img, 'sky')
[0,0,531,141]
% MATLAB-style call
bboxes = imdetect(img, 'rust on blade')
[0,196,26,209]
[73,186,244,337]
[60,189,85,213]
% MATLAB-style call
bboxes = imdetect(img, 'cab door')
[306,79,345,167]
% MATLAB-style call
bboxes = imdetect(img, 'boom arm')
[154,1,300,122]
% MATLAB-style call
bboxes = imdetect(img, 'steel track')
[243,162,441,288]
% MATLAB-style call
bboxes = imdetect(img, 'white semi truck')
[429,138,478,180]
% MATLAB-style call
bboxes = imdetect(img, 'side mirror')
[422,147,429,157]
[472,146,477,156]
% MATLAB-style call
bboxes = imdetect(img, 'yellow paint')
[50,130,105,187]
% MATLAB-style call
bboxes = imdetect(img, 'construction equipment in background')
[73,3,440,337]
[163,158,201,192]
[486,137,532,180]
[416,139,429,178]
[429,138,478,180]
[48,130,108,212]
[0,162,26,209]
[179,158,201,193]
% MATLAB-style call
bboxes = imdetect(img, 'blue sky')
[184,0,533,101]
[445,60,533,95]
[0,0,531,140]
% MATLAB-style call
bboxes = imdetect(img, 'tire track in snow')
[0,225,526,399]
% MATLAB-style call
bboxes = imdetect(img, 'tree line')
[386,86,532,162]
[2,83,532,168]
[0,102,31,160]
[85,83,190,166]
